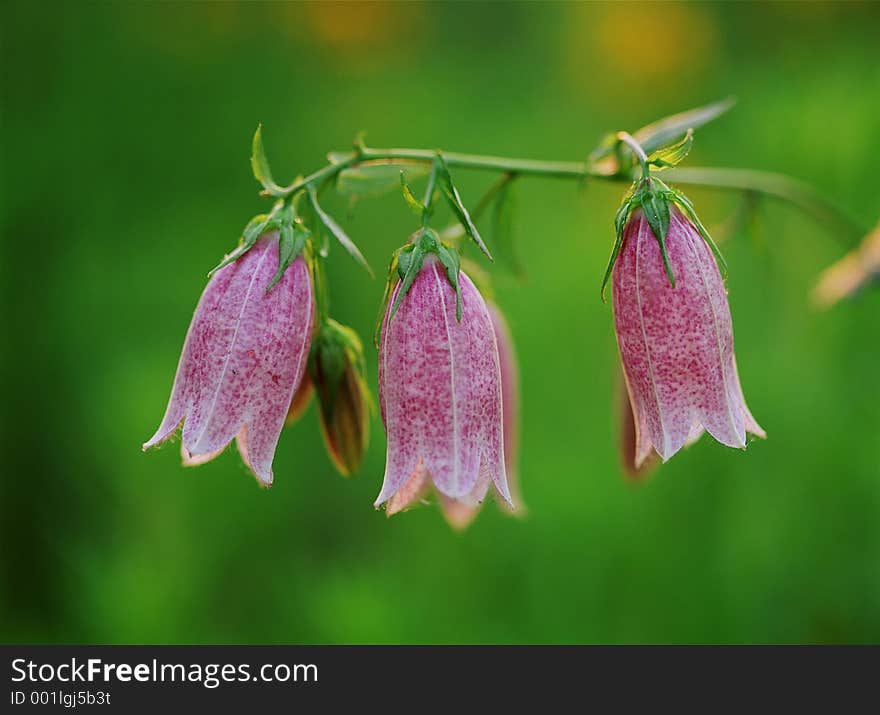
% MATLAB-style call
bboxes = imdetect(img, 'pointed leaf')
[306,184,373,277]
[251,125,285,197]
[436,155,492,259]
[633,97,735,155]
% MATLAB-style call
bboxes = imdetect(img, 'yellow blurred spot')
[280,2,411,53]
[565,2,717,92]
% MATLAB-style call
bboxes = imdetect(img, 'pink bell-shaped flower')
[375,249,512,521]
[143,233,314,485]
[612,205,764,468]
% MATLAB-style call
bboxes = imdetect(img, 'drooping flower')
[611,204,764,468]
[308,319,372,477]
[375,237,512,522]
[143,233,314,485]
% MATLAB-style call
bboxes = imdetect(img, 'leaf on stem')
[436,155,492,259]
[633,97,735,155]
[251,125,286,197]
[306,184,373,277]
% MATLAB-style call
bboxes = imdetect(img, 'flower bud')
[308,319,371,477]
[143,233,314,485]
[612,204,764,467]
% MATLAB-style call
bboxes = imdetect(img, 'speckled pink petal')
[144,235,314,485]
[375,257,510,509]
[612,206,763,464]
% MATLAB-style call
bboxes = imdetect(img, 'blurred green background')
[2,1,879,644]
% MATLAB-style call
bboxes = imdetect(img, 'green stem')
[616,131,651,181]
[272,144,864,247]
[421,158,439,228]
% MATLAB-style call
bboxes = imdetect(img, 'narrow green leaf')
[436,155,492,259]
[306,184,373,277]
[633,97,735,155]
[647,128,694,170]
[400,171,426,216]
[251,125,285,197]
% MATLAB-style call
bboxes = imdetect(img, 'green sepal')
[266,218,310,293]
[388,242,425,323]
[306,184,373,277]
[251,125,285,197]
[435,155,492,259]
[647,128,693,170]
[400,170,426,216]
[600,190,636,301]
[435,242,463,321]
[637,185,675,287]
[208,210,277,276]
[667,186,728,276]
[374,249,403,347]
